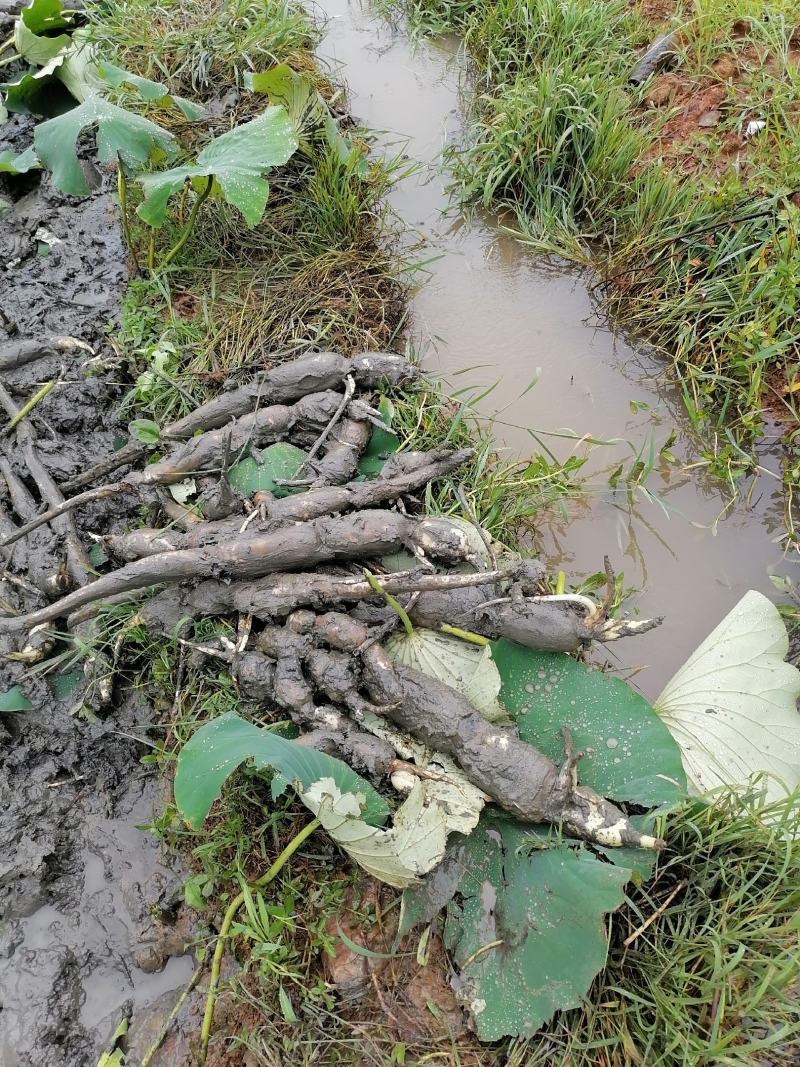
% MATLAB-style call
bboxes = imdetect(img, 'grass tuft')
[515,786,800,1066]
[392,0,800,513]
[89,0,318,99]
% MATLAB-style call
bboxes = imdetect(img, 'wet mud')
[0,119,192,1064]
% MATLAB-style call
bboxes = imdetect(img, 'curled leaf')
[14,15,71,65]
[17,0,72,34]
[34,93,178,196]
[168,477,196,504]
[244,64,313,125]
[93,60,204,120]
[656,590,800,802]
[303,777,448,889]
[128,418,160,443]
[0,146,40,175]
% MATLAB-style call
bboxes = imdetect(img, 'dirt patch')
[660,81,727,134]
[325,882,467,1037]
[633,0,681,26]
[637,31,798,179]
[0,694,195,1065]
[761,362,800,426]
[639,61,751,176]
[123,876,473,1065]
[123,965,257,1067]
[0,119,195,1066]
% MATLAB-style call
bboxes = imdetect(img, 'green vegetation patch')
[5,0,799,1062]
[394,0,800,522]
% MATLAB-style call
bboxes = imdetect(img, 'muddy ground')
[0,116,196,1066]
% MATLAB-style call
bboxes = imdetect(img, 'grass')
[107,125,411,425]
[90,0,319,99]
[175,145,412,373]
[390,378,590,544]
[514,786,800,1066]
[390,0,800,519]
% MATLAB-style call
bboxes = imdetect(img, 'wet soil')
[639,46,794,177]
[0,118,193,1065]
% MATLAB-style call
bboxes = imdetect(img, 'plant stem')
[116,164,140,274]
[439,623,490,646]
[363,568,414,637]
[197,817,321,1067]
[159,176,213,271]
[140,966,203,1066]
[147,233,155,272]
[177,181,189,223]
[0,53,21,68]
[3,380,56,437]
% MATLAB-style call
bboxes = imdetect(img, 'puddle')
[0,686,193,1066]
[318,0,795,696]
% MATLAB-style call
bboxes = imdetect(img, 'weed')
[178,142,412,371]
[464,0,644,85]
[88,0,318,99]
[391,375,589,546]
[449,68,646,254]
[513,786,800,1066]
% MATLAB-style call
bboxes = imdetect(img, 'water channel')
[319,0,795,697]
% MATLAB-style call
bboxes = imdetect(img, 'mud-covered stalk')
[0,511,474,633]
[313,612,664,850]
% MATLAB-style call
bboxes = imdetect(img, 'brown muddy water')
[318,0,797,697]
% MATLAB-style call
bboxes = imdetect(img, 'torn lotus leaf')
[359,709,487,835]
[302,777,449,889]
[443,818,631,1040]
